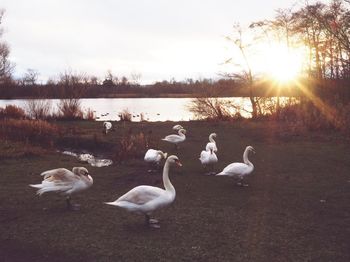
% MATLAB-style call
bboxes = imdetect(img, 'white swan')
[206,133,218,152]
[105,155,182,228]
[162,129,186,149]
[172,124,184,131]
[29,167,93,210]
[144,149,168,172]
[216,146,255,186]
[199,143,218,175]
[103,121,112,134]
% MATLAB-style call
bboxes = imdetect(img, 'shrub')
[0,105,26,119]
[57,99,84,120]
[25,99,52,120]
[116,129,149,162]
[188,97,236,121]
[118,108,132,122]
[277,99,350,135]
[84,108,95,120]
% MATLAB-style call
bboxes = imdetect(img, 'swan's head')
[210,133,217,138]
[167,155,182,167]
[73,167,90,177]
[179,128,186,134]
[247,146,256,154]
[157,151,168,159]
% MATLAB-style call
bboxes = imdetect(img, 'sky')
[1,0,311,84]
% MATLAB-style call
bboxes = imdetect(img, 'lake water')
[0,97,292,121]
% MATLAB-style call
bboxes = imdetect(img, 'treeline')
[0,74,300,99]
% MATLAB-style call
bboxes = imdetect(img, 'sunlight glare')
[265,44,304,83]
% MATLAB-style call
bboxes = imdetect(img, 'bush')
[188,97,237,121]
[116,129,150,162]
[25,99,52,120]
[277,99,350,135]
[118,108,132,122]
[57,99,83,120]
[84,108,95,120]
[0,105,26,119]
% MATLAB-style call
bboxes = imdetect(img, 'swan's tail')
[104,201,118,206]
[29,182,70,196]
[29,184,55,195]
[215,171,226,176]
[104,200,141,213]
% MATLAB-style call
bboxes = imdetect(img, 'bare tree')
[0,9,14,84]
[130,72,142,85]
[22,68,39,86]
[226,23,260,118]
[57,69,87,98]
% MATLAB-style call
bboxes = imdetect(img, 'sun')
[265,44,304,83]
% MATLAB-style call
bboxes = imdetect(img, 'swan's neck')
[158,151,165,159]
[163,161,175,194]
[243,149,253,167]
[178,130,185,137]
[209,135,216,143]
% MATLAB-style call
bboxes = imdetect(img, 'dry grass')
[0,119,60,147]
[0,120,349,261]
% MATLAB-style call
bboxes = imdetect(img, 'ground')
[0,120,349,261]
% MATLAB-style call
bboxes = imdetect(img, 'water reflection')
[62,151,113,167]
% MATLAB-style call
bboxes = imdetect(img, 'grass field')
[0,120,349,261]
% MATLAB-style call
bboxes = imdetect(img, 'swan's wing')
[218,163,249,176]
[144,149,157,161]
[40,168,76,183]
[162,134,179,140]
[209,152,218,163]
[199,150,209,163]
[103,122,112,129]
[30,168,76,195]
[117,186,165,205]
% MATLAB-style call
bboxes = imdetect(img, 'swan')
[216,146,255,186]
[105,155,182,228]
[144,149,168,172]
[206,133,218,152]
[162,129,186,149]
[29,167,93,210]
[172,124,184,131]
[103,121,112,134]
[199,143,218,175]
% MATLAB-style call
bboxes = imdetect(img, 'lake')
[0,97,293,121]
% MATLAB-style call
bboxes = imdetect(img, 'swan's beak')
[175,160,182,167]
